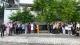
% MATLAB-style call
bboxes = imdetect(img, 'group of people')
[0,22,40,37]
[49,22,80,36]
[0,22,13,37]
[0,22,80,37]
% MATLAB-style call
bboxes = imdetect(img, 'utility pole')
[1,0,5,23]
[0,0,5,24]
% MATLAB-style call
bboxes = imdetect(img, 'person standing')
[58,23,62,33]
[34,23,37,33]
[36,24,40,33]
[25,23,28,34]
[19,24,22,34]
[22,24,25,33]
[6,23,10,36]
[17,23,22,34]
[49,24,53,33]
[13,22,17,34]
[0,23,6,37]
[71,23,76,35]
[31,23,34,33]
[27,23,31,34]
[16,24,18,34]
[9,22,13,36]
[62,25,66,34]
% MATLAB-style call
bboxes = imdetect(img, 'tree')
[33,0,80,31]
[33,0,60,23]
[59,0,80,31]
[60,0,77,23]
[76,1,80,22]
[33,0,61,31]
[9,9,34,24]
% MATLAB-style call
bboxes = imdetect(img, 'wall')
[4,10,17,24]
[19,0,33,4]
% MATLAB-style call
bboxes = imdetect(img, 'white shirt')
[68,25,73,28]
[53,25,56,29]
[17,24,20,27]
[76,24,80,28]
[22,24,25,29]
[31,24,34,30]
[65,26,71,30]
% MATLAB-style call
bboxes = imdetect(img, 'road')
[0,33,80,45]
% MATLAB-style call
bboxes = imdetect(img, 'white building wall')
[19,0,33,4]
[4,10,17,24]
[4,0,36,24]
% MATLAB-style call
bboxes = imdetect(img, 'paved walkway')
[0,33,80,45]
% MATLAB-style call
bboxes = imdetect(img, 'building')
[0,0,4,24]
[2,0,35,24]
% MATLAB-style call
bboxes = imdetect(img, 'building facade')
[3,0,35,24]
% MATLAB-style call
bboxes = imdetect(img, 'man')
[71,23,77,35]
[22,24,25,33]
[49,24,52,33]
[0,23,6,37]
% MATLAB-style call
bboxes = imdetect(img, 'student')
[9,22,13,36]
[31,23,34,33]
[25,23,28,34]
[22,24,25,33]
[36,24,40,33]
[0,23,6,37]
[6,23,10,36]
[62,25,66,34]
[27,23,31,33]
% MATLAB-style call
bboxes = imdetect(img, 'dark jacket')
[0,24,6,31]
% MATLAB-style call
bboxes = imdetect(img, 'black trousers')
[19,27,22,34]
[49,29,52,33]
[16,28,19,34]
[65,30,68,34]
[1,30,4,37]
[16,27,22,34]
[72,30,76,35]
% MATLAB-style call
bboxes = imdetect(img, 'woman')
[36,24,40,33]
[6,23,10,36]
[27,23,31,33]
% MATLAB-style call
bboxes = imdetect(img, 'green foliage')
[9,0,80,23]
[33,0,61,23]
[35,14,46,22]
[33,0,80,23]
[60,0,77,22]
[9,9,34,23]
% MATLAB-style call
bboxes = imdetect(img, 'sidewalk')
[0,33,80,45]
